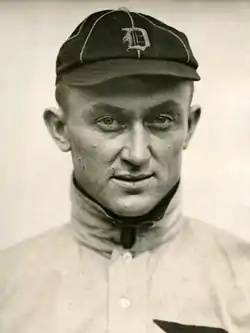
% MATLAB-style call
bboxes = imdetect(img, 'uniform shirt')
[0,181,250,333]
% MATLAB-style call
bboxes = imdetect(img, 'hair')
[55,81,71,113]
[189,80,195,104]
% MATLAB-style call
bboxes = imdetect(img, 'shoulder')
[0,224,75,289]
[180,218,250,323]
[184,217,250,279]
[186,217,250,256]
[0,224,72,259]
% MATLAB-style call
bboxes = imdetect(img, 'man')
[0,8,249,333]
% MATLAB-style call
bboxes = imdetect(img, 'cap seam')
[79,10,116,63]
[121,8,141,59]
[57,18,88,55]
[120,8,135,27]
[136,13,190,63]
[65,18,88,43]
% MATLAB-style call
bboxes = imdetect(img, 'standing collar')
[70,177,184,258]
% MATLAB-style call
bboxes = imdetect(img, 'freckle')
[77,157,85,170]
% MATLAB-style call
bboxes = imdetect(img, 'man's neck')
[70,175,183,256]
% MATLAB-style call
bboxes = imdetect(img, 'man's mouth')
[113,174,153,182]
[112,174,154,191]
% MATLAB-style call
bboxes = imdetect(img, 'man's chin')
[106,196,159,218]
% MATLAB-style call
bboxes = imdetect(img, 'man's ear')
[43,107,71,152]
[183,104,201,150]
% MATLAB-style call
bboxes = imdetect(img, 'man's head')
[44,8,201,217]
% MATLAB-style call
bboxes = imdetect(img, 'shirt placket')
[108,248,148,333]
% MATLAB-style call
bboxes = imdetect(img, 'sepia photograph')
[0,0,249,332]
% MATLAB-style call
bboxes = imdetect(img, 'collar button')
[122,251,132,264]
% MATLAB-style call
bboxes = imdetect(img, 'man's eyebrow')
[88,100,181,114]
[148,100,182,114]
[89,103,124,114]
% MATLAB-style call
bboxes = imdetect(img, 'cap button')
[117,7,130,12]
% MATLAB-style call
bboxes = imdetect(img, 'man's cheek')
[168,130,186,155]
[76,154,99,175]
[71,139,98,170]
[172,138,185,157]
[159,135,184,160]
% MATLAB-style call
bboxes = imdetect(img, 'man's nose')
[121,124,150,166]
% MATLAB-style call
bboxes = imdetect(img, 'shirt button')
[122,251,132,264]
[119,297,131,308]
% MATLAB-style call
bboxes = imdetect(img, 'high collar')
[70,178,184,258]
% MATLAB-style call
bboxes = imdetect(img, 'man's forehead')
[56,76,193,114]
[68,91,184,115]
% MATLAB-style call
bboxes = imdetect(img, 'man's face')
[50,76,200,217]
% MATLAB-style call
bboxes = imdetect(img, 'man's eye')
[96,116,122,131]
[147,115,175,129]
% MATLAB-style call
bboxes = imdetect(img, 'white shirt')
[0,182,250,333]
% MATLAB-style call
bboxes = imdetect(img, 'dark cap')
[56,8,200,86]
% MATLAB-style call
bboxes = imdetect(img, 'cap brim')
[59,59,200,86]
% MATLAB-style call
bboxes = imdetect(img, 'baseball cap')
[55,7,200,86]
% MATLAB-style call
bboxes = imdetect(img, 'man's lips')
[112,174,153,182]
[111,174,154,191]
